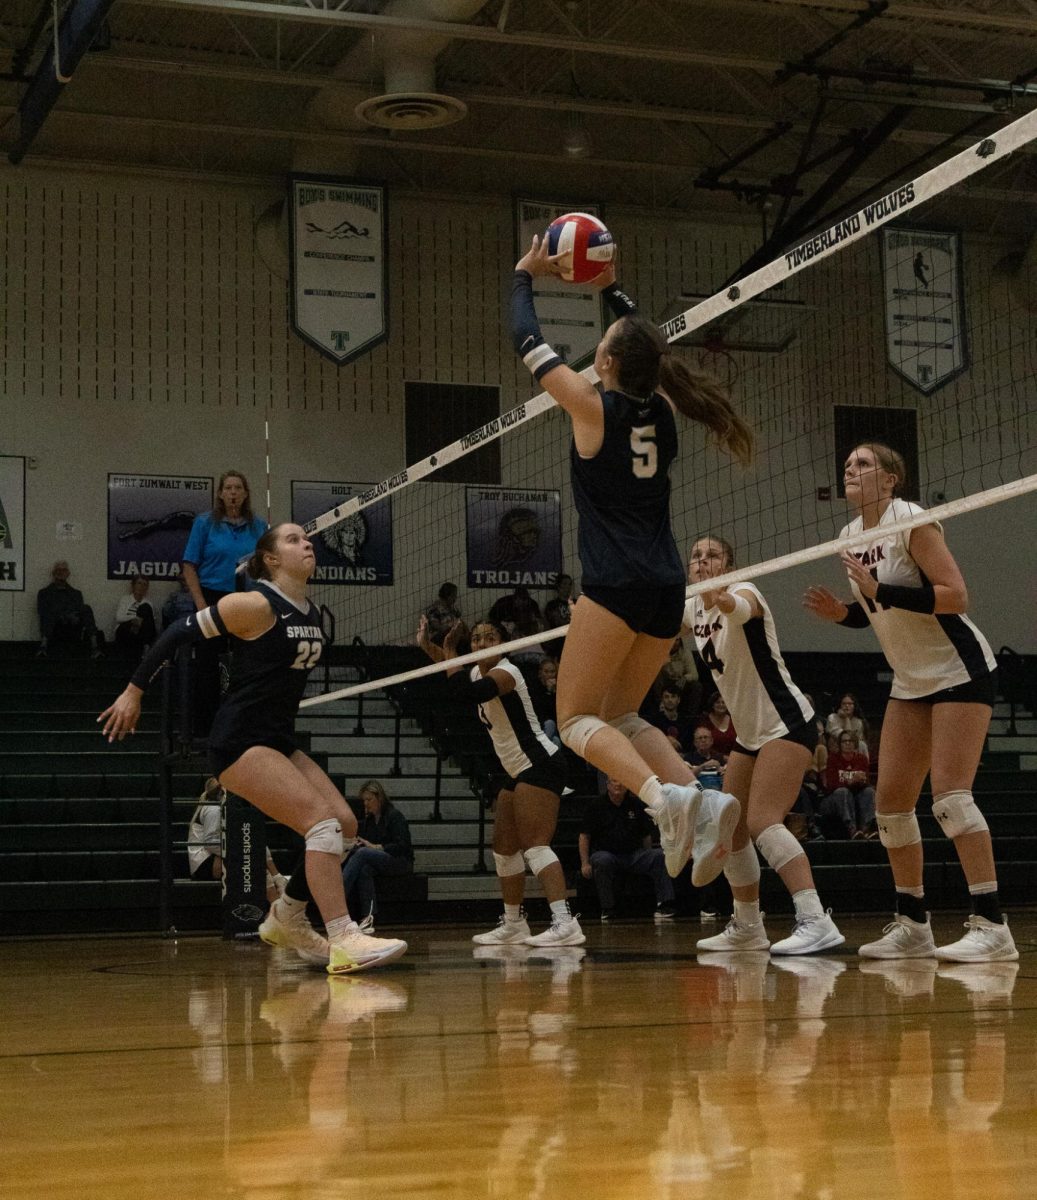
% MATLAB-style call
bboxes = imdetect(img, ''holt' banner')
[293,481,393,586]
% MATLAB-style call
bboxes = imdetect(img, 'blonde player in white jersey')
[419,615,584,948]
[685,536,845,956]
[804,442,1016,963]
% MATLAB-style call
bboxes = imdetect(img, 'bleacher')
[1,639,1034,934]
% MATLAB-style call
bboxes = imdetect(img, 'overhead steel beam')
[9,0,119,165]
[121,0,787,73]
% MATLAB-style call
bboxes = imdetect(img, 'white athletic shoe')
[934,915,1019,962]
[770,910,845,956]
[690,789,741,888]
[259,899,330,966]
[858,914,936,960]
[525,915,586,947]
[696,916,770,952]
[859,958,939,999]
[472,914,532,945]
[357,913,376,935]
[653,782,703,877]
[327,926,408,975]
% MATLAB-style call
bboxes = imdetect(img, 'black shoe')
[600,909,615,924]
[654,904,677,924]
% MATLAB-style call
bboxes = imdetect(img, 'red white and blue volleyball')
[545,212,615,283]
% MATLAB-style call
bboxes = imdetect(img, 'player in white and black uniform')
[805,443,1016,963]
[419,616,583,948]
[511,238,753,889]
[101,523,408,975]
[685,536,844,956]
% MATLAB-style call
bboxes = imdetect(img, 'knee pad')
[723,842,761,887]
[493,850,525,878]
[559,714,608,757]
[608,711,654,741]
[876,811,921,849]
[754,824,804,873]
[523,845,559,876]
[931,791,989,839]
[304,817,343,857]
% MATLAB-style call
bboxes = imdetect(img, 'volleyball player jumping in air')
[804,443,1017,962]
[420,615,584,947]
[511,237,752,883]
[686,536,845,955]
[100,523,408,974]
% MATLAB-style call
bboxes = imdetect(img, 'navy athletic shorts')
[902,670,996,708]
[733,717,818,758]
[209,734,299,779]
[582,580,686,640]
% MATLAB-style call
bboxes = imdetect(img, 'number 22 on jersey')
[630,425,657,478]
[291,640,323,669]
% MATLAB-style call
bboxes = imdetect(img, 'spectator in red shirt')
[821,731,876,839]
[698,692,737,759]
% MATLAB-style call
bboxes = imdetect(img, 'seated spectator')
[652,636,702,716]
[113,577,157,662]
[821,731,876,839]
[423,581,462,646]
[698,692,737,759]
[162,577,197,629]
[647,685,694,752]
[683,725,726,779]
[342,780,414,931]
[529,657,562,749]
[579,777,675,922]
[36,561,105,658]
[186,777,286,901]
[544,573,575,630]
[787,718,827,842]
[509,599,549,664]
[488,585,543,634]
[825,692,869,752]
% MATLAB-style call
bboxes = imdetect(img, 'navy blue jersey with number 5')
[208,581,325,755]
[570,389,684,588]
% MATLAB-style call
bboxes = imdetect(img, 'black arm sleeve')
[875,581,936,614]
[129,607,228,690]
[511,270,563,381]
[447,670,501,705]
[600,281,638,318]
[837,602,871,629]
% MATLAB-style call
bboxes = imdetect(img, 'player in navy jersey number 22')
[100,523,408,975]
[510,236,753,886]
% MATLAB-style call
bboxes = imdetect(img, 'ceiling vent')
[355,91,467,130]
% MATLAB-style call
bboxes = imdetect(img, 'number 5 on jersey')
[630,425,657,479]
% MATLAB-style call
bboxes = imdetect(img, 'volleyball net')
[302,107,1037,706]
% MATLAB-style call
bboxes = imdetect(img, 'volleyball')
[545,212,615,283]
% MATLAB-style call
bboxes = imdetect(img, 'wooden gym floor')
[2,913,1036,1200]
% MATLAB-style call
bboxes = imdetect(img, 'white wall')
[1,161,1033,653]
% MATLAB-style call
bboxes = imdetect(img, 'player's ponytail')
[246,525,284,580]
[608,316,754,467]
[660,356,754,468]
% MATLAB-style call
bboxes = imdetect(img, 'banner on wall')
[293,481,393,586]
[465,486,562,588]
[0,456,26,592]
[881,227,968,394]
[515,198,605,367]
[107,474,213,579]
[290,176,388,365]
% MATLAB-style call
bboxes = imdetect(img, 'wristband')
[724,592,753,625]
[837,602,871,628]
[601,282,638,317]
[875,581,935,614]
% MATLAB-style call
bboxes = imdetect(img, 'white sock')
[792,888,824,918]
[734,898,761,926]
[504,904,523,923]
[325,915,357,944]
[639,775,665,811]
[279,894,306,918]
[549,899,571,922]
